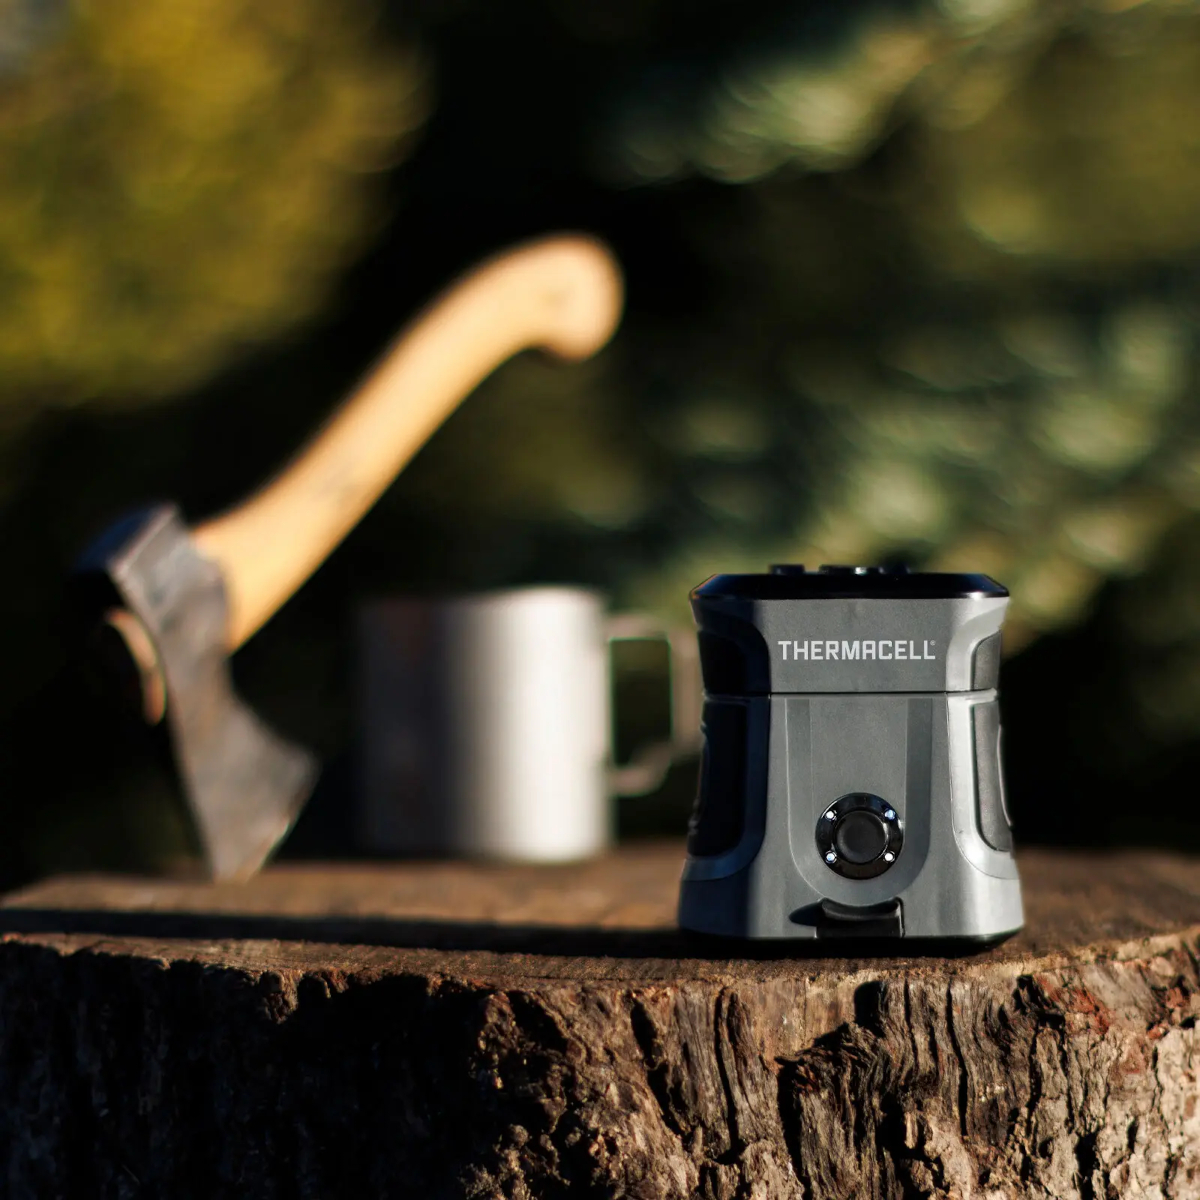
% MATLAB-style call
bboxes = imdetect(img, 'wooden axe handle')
[192,235,623,651]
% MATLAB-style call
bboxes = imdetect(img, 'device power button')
[816,793,903,879]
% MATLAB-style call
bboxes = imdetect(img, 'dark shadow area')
[1001,563,1200,852]
[0,905,1011,963]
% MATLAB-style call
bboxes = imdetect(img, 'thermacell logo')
[778,639,937,662]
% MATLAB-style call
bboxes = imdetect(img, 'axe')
[74,235,624,881]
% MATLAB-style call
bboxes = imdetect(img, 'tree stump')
[0,844,1198,1199]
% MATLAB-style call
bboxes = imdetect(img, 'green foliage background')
[3,0,1200,878]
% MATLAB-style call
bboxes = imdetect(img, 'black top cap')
[692,564,1008,601]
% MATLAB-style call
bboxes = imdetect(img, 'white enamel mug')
[356,586,701,861]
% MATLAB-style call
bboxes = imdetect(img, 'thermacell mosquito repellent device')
[678,565,1023,943]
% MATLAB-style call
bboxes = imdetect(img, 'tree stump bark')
[0,844,1198,1198]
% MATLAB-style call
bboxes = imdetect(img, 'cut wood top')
[2,843,1199,987]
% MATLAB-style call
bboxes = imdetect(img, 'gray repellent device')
[678,565,1023,943]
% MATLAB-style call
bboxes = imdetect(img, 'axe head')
[76,505,318,881]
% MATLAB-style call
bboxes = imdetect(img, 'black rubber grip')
[695,619,771,696]
[971,632,1002,689]
[697,631,749,696]
[972,701,1012,851]
[686,700,747,857]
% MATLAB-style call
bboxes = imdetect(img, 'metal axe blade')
[78,505,317,880]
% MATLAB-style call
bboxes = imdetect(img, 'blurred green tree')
[387,0,1200,833]
[404,0,1200,689]
[0,0,425,417]
[7,0,1200,873]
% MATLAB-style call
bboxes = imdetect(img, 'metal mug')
[356,586,701,861]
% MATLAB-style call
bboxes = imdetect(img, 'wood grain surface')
[1,844,1198,1197]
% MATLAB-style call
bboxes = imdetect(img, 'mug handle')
[604,615,703,796]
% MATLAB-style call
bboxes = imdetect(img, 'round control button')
[815,792,903,879]
[834,810,887,864]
